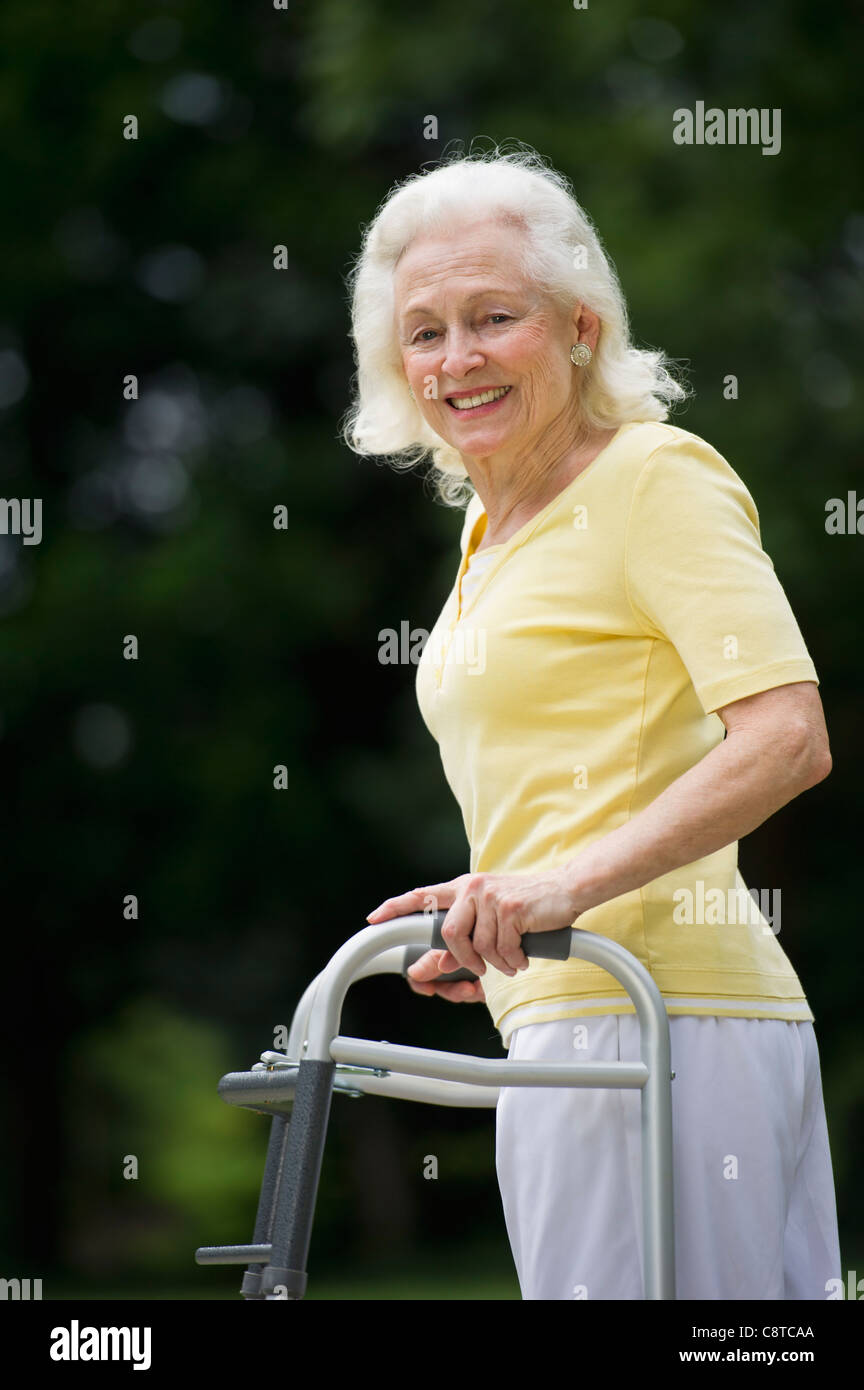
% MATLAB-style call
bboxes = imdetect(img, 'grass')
[46,1248,864,1301]
[47,1246,522,1301]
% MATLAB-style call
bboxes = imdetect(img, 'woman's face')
[393,217,587,465]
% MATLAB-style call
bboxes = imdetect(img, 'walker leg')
[641,1049,676,1298]
[258,1059,336,1300]
[239,1112,291,1300]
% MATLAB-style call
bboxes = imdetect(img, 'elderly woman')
[345,146,841,1300]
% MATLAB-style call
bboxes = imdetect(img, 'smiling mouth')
[446,385,512,411]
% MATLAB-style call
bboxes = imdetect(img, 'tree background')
[0,0,861,1298]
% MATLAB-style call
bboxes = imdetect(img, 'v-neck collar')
[455,420,636,622]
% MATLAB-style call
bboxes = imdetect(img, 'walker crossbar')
[195,911,676,1300]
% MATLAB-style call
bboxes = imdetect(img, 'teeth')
[450,386,511,410]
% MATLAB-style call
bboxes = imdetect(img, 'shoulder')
[623,422,763,556]
[626,420,729,469]
[626,421,757,513]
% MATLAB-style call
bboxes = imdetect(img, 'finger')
[495,911,529,973]
[433,948,461,973]
[406,973,481,1002]
[439,897,485,974]
[406,975,438,997]
[406,949,451,981]
[435,979,485,1003]
[470,893,514,975]
[366,888,433,922]
[365,889,423,922]
[366,882,456,922]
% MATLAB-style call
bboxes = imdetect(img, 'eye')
[487,314,511,324]
[412,328,438,343]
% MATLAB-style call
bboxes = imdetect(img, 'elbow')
[792,731,832,789]
[810,747,832,786]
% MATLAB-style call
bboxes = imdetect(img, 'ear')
[574,303,602,353]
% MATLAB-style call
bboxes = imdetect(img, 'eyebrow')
[399,287,521,320]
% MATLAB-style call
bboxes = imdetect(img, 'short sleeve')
[624,436,818,715]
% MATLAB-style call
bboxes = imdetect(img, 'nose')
[441,326,486,382]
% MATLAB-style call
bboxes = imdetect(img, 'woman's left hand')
[365,869,583,978]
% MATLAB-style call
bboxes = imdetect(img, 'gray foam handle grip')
[402,910,573,982]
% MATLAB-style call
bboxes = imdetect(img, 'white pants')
[495,1014,842,1300]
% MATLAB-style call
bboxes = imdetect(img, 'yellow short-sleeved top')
[415,420,819,1046]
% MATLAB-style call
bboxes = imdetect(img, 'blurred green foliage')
[61,999,263,1277]
[0,0,860,1296]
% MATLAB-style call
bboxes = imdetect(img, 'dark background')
[0,0,861,1299]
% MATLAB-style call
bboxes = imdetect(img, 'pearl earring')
[570,343,592,366]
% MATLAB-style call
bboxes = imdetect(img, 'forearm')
[563,729,824,916]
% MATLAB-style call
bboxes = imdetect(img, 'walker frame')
[195,910,676,1300]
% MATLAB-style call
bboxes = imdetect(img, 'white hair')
[340,140,690,507]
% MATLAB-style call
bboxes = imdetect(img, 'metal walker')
[195,910,676,1299]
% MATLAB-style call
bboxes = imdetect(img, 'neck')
[465,414,615,546]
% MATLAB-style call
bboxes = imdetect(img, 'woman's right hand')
[406,949,486,1003]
